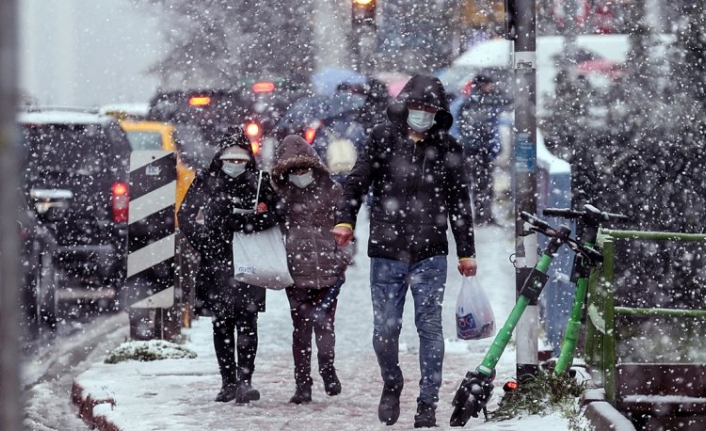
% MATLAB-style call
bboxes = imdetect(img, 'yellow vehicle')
[118,120,195,214]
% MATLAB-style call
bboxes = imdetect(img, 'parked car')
[20,190,71,339]
[18,108,132,312]
[274,92,367,184]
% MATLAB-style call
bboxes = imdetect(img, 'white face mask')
[221,161,247,178]
[407,109,436,133]
[289,170,315,188]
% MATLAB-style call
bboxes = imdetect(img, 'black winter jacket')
[337,74,476,263]
[178,128,279,314]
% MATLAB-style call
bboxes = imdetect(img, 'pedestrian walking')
[178,127,279,404]
[333,74,478,428]
[271,135,353,404]
[457,73,510,225]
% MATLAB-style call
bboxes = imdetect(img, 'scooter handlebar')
[543,206,630,223]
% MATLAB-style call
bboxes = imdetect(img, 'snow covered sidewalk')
[72,222,576,430]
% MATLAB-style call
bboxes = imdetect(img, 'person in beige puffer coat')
[271,134,353,405]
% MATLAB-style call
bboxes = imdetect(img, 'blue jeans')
[370,256,448,405]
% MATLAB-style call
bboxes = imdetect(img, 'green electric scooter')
[545,204,628,375]
[449,211,603,427]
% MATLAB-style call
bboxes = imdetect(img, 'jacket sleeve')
[445,138,477,258]
[225,173,280,233]
[177,170,211,254]
[336,127,379,227]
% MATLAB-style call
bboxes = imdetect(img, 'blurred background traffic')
[14,0,706,350]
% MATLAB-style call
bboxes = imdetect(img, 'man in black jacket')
[333,74,478,428]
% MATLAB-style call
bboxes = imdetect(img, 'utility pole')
[509,0,539,381]
[0,0,21,429]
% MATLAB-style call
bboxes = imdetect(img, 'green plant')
[104,339,197,364]
[489,371,586,422]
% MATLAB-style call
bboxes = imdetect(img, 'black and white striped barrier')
[127,150,177,310]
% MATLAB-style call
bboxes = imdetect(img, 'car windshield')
[21,124,112,176]
[125,131,163,150]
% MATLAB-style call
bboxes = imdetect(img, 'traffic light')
[352,0,376,28]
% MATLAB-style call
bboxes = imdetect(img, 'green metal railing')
[584,229,706,405]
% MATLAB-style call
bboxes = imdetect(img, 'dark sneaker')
[214,383,238,403]
[414,402,437,428]
[378,383,403,425]
[321,368,342,396]
[289,385,312,404]
[234,382,260,404]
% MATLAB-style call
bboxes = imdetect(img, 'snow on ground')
[73,211,575,430]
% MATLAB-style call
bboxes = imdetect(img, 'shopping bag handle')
[253,170,263,211]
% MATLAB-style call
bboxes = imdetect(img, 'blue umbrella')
[311,67,367,96]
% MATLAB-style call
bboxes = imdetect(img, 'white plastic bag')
[456,276,496,340]
[231,170,294,290]
[232,226,293,290]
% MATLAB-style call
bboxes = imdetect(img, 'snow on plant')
[104,339,197,364]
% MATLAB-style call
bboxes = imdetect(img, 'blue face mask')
[407,109,436,133]
[289,170,315,188]
[221,161,247,178]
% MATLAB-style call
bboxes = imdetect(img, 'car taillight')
[252,81,275,93]
[245,121,261,155]
[304,127,317,144]
[462,82,475,97]
[112,182,129,223]
[188,96,211,107]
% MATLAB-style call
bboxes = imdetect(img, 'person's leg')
[286,287,315,403]
[409,256,447,426]
[370,258,409,425]
[312,278,343,395]
[233,308,260,403]
[212,314,238,402]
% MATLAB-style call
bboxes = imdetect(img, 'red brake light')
[244,121,261,156]
[188,96,211,107]
[251,141,261,156]
[112,182,128,196]
[304,127,317,144]
[245,122,261,137]
[112,182,129,223]
[252,81,275,93]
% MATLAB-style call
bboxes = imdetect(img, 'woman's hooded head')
[271,135,329,188]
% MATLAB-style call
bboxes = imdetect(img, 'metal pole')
[512,0,538,382]
[0,0,21,429]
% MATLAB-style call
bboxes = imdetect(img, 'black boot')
[378,383,403,425]
[414,402,437,428]
[320,367,341,396]
[215,383,238,402]
[289,377,313,404]
[234,381,260,404]
[213,318,237,402]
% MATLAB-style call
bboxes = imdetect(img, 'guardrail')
[585,228,706,409]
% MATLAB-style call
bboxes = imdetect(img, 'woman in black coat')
[178,127,279,404]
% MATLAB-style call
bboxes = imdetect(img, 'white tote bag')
[456,275,496,340]
[232,171,294,290]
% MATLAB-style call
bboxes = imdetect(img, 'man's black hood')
[387,74,453,131]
